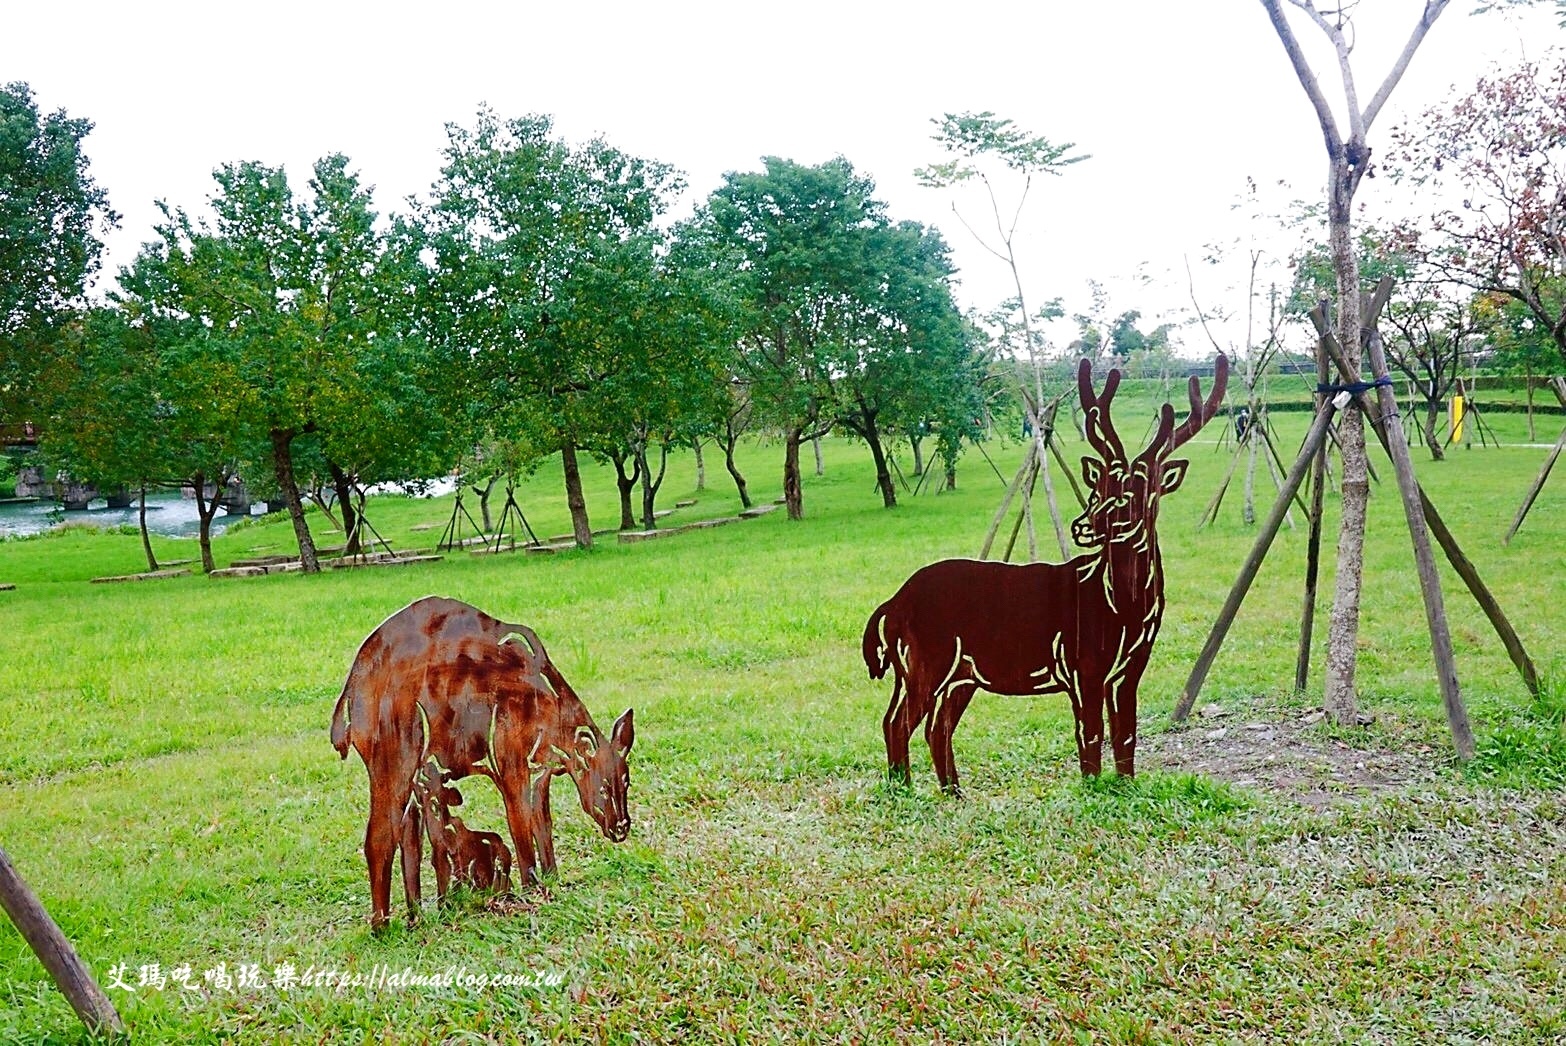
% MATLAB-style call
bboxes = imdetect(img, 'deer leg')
[399,799,424,920]
[531,774,557,877]
[498,774,542,888]
[364,785,405,932]
[1106,678,1141,778]
[929,681,977,798]
[1071,686,1106,777]
[882,674,914,785]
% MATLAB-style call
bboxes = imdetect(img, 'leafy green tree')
[1474,290,1561,439]
[828,220,972,508]
[427,110,683,548]
[148,155,439,571]
[0,82,116,416]
[35,307,170,570]
[696,156,894,520]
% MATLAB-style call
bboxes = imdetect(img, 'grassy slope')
[1,402,1563,1043]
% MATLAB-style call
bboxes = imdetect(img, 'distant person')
[1234,407,1251,440]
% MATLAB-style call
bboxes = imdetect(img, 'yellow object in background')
[1452,394,1466,443]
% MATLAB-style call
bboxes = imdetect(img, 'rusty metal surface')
[331,596,633,928]
[864,356,1228,790]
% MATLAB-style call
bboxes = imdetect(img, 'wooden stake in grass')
[1505,423,1566,545]
[0,843,124,1036]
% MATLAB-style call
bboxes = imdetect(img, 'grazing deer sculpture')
[864,355,1228,792]
[332,596,633,929]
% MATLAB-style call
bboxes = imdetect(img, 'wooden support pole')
[0,843,124,1036]
[1504,423,1566,545]
[1318,323,1541,702]
[980,443,1033,560]
[1296,316,1332,692]
[1361,319,1474,759]
[1046,430,1087,510]
[1174,397,1342,721]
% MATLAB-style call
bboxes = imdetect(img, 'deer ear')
[1161,459,1189,494]
[611,708,634,753]
[1081,457,1103,487]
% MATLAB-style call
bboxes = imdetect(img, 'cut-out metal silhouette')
[332,596,633,929]
[401,759,514,907]
[864,356,1228,790]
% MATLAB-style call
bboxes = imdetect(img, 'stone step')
[739,503,781,518]
[91,568,190,584]
[210,566,267,579]
[330,554,443,570]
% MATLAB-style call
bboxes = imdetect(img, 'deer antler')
[1077,358,1127,464]
[1167,354,1229,454]
[1136,355,1229,468]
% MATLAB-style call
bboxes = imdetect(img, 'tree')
[1474,291,1561,440]
[828,220,974,508]
[428,110,683,548]
[918,111,1086,559]
[35,308,170,570]
[149,155,432,572]
[0,82,116,415]
[697,157,883,521]
[1390,55,1566,369]
[1382,281,1479,459]
[1260,0,1451,727]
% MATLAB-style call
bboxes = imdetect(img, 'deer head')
[1073,355,1229,549]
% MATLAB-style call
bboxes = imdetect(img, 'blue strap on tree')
[1316,375,1394,395]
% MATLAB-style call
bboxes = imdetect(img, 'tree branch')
[1363,0,1451,131]
[1263,0,1346,161]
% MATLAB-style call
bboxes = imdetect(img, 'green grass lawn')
[2,405,1564,1043]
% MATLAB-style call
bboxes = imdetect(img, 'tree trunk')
[1526,371,1535,441]
[191,470,221,574]
[638,441,669,531]
[862,414,897,509]
[473,474,498,532]
[910,434,925,478]
[1243,428,1258,526]
[1424,400,1445,461]
[137,484,158,572]
[723,430,752,510]
[812,435,824,477]
[1322,162,1366,726]
[784,427,805,520]
[270,428,319,573]
[692,438,706,491]
[944,464,956,491]
[560,442,593,549]
[610,449,639,530]
[329,461,359,555]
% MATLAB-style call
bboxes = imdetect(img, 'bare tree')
[1259,0,1450,725]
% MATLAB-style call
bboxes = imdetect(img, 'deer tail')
[330,683,352,759]
[863,603,892,680]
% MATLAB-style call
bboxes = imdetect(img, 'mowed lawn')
[2,398,1564,1043]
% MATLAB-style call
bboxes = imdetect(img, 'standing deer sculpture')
[863,355,1228,792]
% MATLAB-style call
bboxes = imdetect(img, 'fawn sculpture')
[864,356,1228,791]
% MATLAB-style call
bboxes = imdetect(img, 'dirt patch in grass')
[1143,700,1446,809]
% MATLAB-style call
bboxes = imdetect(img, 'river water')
[0,490,264,539]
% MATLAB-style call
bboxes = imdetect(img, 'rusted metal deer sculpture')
[864,355,1228,791]
[331,596,633,929]
[403,759,514,905]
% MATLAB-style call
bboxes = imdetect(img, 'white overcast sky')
[4,1,1558,353]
